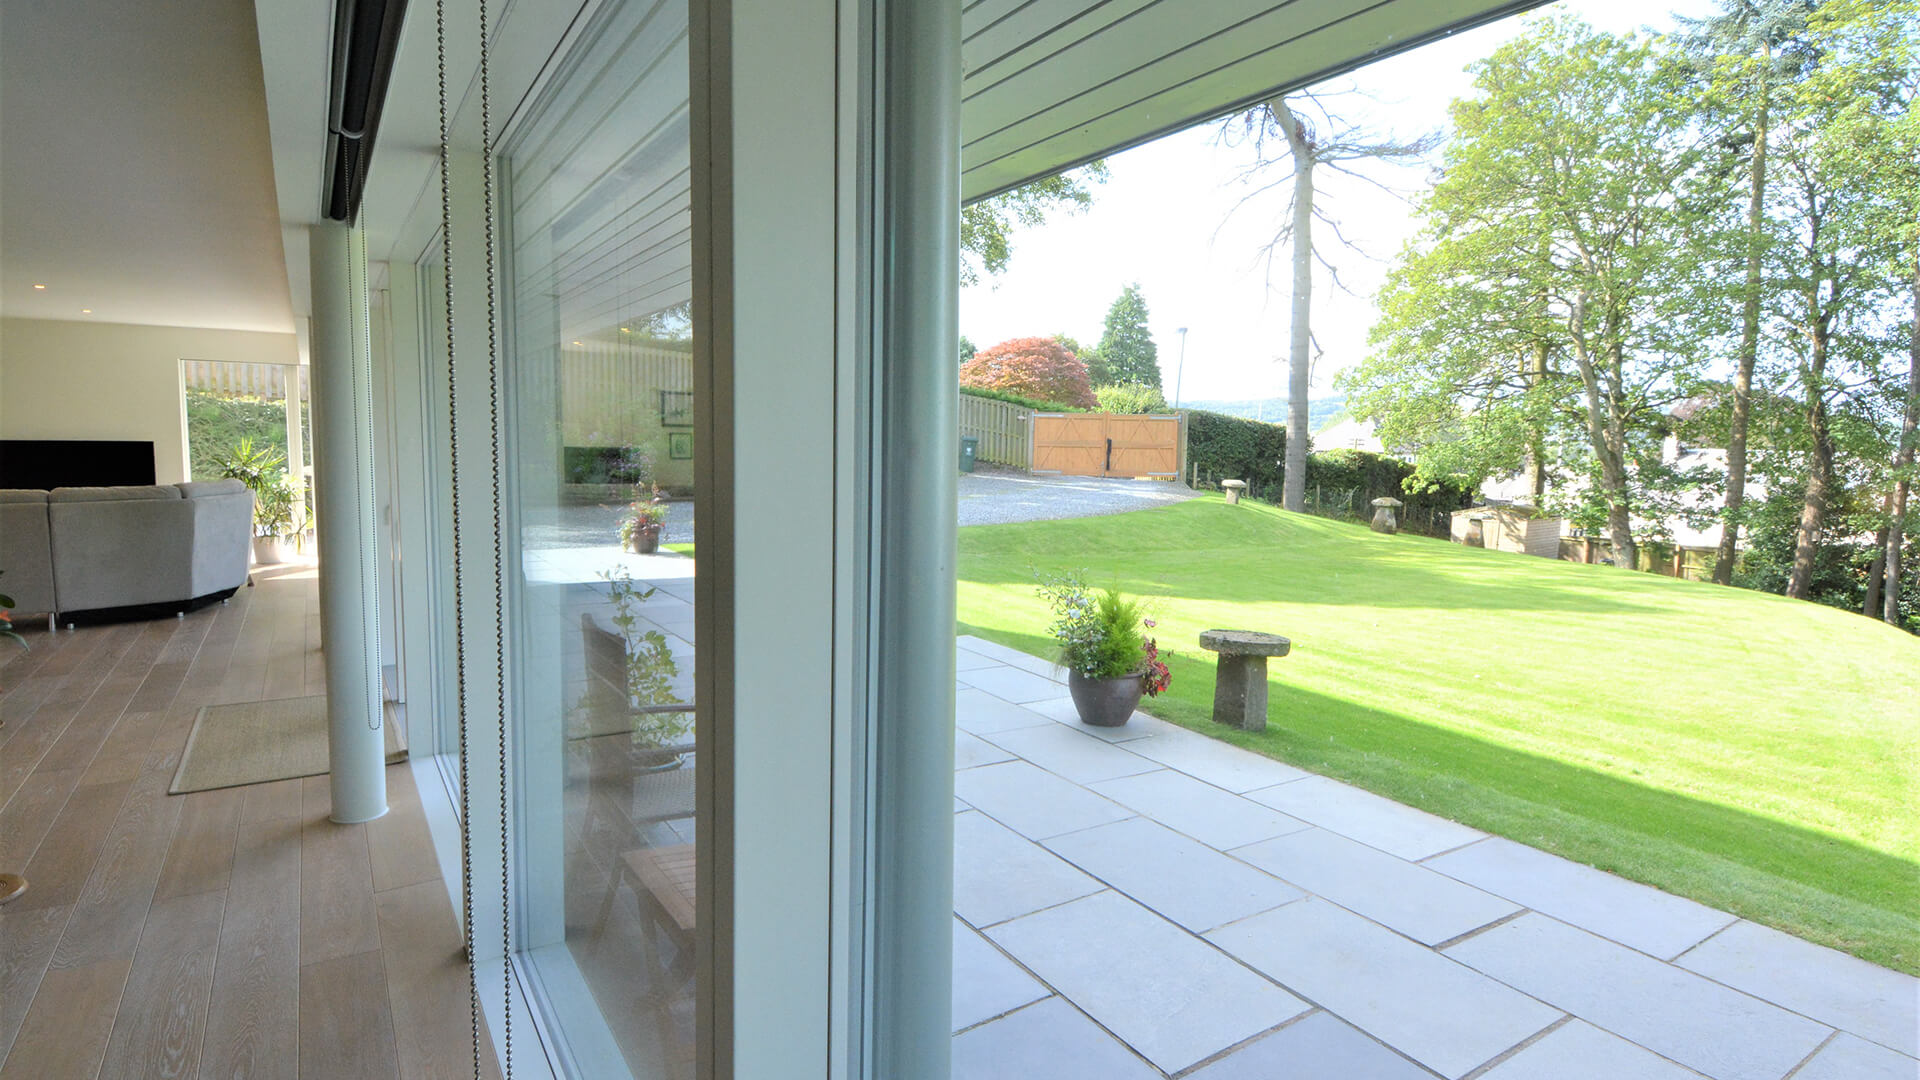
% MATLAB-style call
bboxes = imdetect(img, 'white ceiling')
[0,0,294,333]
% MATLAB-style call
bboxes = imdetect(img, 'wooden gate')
[1031,414,1182,478]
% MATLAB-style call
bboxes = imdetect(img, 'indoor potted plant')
[250,476,299,565]
[619,486,669,554]
[1039,572,1172,727]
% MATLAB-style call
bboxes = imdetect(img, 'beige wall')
[0,318,298,485]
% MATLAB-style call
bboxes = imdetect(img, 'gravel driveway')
[958,468,1199,526]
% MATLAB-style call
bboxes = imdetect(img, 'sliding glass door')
[502,0,697,1074]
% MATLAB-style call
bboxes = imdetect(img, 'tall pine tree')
[1098,284,1160,388]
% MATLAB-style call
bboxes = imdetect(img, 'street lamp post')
[1173,326,1189,409]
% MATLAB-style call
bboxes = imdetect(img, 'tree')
[1679,0,1817,585]
[959,337,1097,408]
[1798,0,1920,622]
[1770,21,1907,600]
[1097,284,1160,388]
[1053,333,1106,385]
[961,166,1108,287]
[1349,20,1713,566]
[1222,93,1439,512]
[959,335,976,367]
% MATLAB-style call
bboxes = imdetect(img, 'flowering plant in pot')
[1038,571,1171,727]
[619,486,669,554]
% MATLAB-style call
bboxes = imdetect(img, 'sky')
[957,0,1721,407]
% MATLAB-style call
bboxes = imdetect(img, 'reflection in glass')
[505,0,696,1073]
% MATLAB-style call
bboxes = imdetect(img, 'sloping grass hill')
[957,496,1920,973]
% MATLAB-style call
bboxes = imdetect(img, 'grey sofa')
[0,480,253,623]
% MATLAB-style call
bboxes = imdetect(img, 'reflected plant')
[598,567,688,748]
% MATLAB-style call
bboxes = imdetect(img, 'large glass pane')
[503,0,695,1074]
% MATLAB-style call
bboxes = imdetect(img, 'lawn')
[956,495,1920,974]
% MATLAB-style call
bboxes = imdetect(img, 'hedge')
[1185,410,1471,527]
[959,387,1087,413]
[1186,409,1288,492]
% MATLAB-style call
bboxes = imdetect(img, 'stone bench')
[1198,629,1291,732]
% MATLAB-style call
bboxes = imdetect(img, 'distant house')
[1314,414,1386,453]
[1469,410,1766,577]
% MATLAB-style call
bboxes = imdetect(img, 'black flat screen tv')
[0,440,158,489]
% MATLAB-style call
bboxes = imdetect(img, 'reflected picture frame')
[668,431,693,460]
[660,390,694,427]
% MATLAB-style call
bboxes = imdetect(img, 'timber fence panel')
[958,392,1031,469]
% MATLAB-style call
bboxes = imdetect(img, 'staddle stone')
[1199,630,1292,732]
[1370,497,1403,535]
[1222,479,1248,506]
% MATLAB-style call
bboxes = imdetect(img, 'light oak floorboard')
[97,888,224,1080]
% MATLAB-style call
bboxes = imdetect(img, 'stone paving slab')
[989,890,1311,1074]
[1424,836,1732,959]
[957,635,1055,670]
[1245,775,1484,860]
[1119,727,1312,792]
[1446,914,1832,1080]
[956,760,1134,840]
[952,917,1048,1033]
[954,729,1016,771]
[951,997,1161,1080]
[1479,1020,1707,1080]
[955,648,1003,673]
[954,687,1055,735]
[1044,817,1304,933]
[1232,827,1520,946]
[956,636,1066,679]
[1024,694,1168,742]
[981,723,1162,785]
[1789,1033,1920,1080]
[953,809,1104,927]
[960,664,1068,704]
[1186,1011,1433,1079]
[1091,769,1312,852]
[1675,919,1920,1058]
[1208,897,1561,1079]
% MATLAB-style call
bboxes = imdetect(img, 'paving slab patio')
[948,636,1920,1080]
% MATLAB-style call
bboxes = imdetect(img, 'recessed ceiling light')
[32,283,46,290]
[620,327,632,333]
[571,340,582,346]
[81,308,92,314]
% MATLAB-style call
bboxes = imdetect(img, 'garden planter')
[1067,671,1145,727]
[626,528,662,555]
[252,536,291,565]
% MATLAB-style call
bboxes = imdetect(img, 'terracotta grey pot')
[1067,671,1145,727]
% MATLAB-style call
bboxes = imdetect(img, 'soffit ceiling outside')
[959,0,1547,201]
[0,0,295,333]
[257,0,1541,289]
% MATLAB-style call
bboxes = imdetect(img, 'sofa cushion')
[50,484,181,502]
[0,489,50,504]
[178,479,247,499]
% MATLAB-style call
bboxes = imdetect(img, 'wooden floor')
[0,566,501,1080]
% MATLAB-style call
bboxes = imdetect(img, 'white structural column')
[309,221,389,824]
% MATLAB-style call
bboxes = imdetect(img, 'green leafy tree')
[1097,284,1160,389]
[1797,0,1920,621]
[959,337,1097,408]
[1349,19,1714,568]
[1052,333,1106,385]
[959,335,976,367]
[1769,16,1908,600]
[961,165,1108,287]
[1678,0,1817,584]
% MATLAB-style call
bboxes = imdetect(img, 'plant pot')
[252,536,290,565]
[1067,670,1145,727]
[625,527,662,555]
